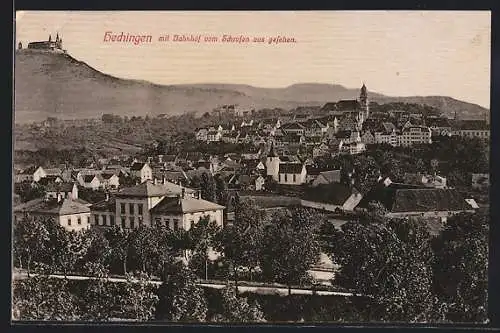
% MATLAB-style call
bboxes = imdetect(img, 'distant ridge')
[14,50,489,124]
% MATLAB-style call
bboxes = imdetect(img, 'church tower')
[265,143,280,181]
[360,83,369,119]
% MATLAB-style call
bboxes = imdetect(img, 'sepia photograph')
[12,10,490,324]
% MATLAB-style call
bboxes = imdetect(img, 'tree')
[200,172,217,202]
[331,218,439,322]
[13,215,50,276]
[215,199,266,284]
[432,213,489,323]
[129,226,157,273]
[14,182,46,202]
[185,216,221,279]
[214,174,228,205]
[105,226,130,275]
[12,275,80,321]
[54,230,91,277]
[155,262,208,322]
[261,208,322,295]
[121,271,159,321]
[82,228,112,267]
[213,284,265,322]
[80,262,116,321]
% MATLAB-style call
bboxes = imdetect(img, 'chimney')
[181,187,186,199]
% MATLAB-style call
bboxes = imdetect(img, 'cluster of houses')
[14,138,482,234]
[12,83,489,237]
[195,85,490,160]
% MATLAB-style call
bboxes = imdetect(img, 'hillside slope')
[14,51,488,123]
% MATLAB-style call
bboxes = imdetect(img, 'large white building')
[90,180,224,230]
[13,187,91,232]
[400,126,432,146]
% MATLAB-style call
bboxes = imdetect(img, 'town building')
[130,162,153,183]
[90,180,199,229]
[451,120,490,140]
[311,170,342,187]
[26,33,66,53]
[277,163,307,185]
[301,183,362,212]
[150,194,225,230]
[13,190,91,232]
[356,179,474,222]
[400,126,432,146]
[33,166,62,182]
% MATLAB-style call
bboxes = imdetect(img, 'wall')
[58,212,92,232]
[91,211,116,228]
[151,209,223,230]
[300,199,342,212]
[115,196,159,228]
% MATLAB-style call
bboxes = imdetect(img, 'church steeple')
[359,82,369,120]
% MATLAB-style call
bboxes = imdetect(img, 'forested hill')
[14,50,489,123]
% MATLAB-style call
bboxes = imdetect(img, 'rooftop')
[14,197,90,215]
[358,182,472,213]
[150,196,225,215]
[116,180,195,198]
[279,163,304,174]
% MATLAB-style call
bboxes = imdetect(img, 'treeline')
[315,136,489,193]
[328,211,489,323]
[14,147,96,169]
[13,199,489,322]
[13,266,265,322]
[369,102,442,116]
[13,202,325,289]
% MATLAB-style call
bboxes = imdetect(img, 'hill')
[14,50,489,123]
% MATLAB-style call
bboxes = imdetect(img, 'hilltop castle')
[18,33,66,53]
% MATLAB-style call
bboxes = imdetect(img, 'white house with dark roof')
[33,166,62,182]
[106,180,197,229]
[80,174,104,190]
[130,162,153,183]
[278,163,307,185]
[150,194,225,231]
[14,195,91,232]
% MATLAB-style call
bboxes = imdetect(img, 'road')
[12,272,359,297]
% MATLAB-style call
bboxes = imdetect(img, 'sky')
[15,11,491,108]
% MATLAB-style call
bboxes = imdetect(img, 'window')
[173,219,179,231]
[77,217,81,225]
[130,203,135,215]
[120,203,126,214]
[285,174,288,182]
[138,204,143,215]
[110,215,115,226]
[121,217,125,228]
[67,218,72,226]
[130,217,135,229]
[293,174,296,182]
[155,218,161,227]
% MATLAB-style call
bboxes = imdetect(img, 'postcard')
[12,10,490,324]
